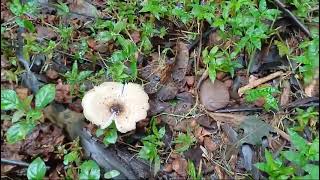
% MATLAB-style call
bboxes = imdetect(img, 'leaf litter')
[1,0,319,179]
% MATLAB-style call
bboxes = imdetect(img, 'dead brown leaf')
[199,79,230,111]
[15,87,29,100]
[55,79,72,104]
[46,69,59,80]
[172,158,188,177]
[203,136,218,152]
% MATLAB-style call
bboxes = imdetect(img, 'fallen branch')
[238,71,284,96]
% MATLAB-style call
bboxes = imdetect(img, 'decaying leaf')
[239,116,274,145]
[69,0,99,19]
[199,79,230,111]
[172,42,189,87]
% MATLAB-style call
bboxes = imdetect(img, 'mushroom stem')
[107,111,117,125]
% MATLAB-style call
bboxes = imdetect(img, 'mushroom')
[81,82,149,133]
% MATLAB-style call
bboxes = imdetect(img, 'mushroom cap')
[82,82,149,133]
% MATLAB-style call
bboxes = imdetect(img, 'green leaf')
[27,157,46,180]
[15,18,35,32]
[287,129,308,152]
[77,71,92,81]
[79,160,100,180]
[26,109,42,122]
[12,110,25,123]
[63,151,79,165]
[103,128,118,146]
[104,170,120,179]
[113,21,126,34]
[274,40,290,57]
[6,121,35,144]
[96,31,113,42]
[95,128,104,137]
[35,84,56,109]
[208,65,217,82]
[9,0,23,16]
[1,89,20,110]
[303,164,319,179]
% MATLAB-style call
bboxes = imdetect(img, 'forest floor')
[1,0,319,179]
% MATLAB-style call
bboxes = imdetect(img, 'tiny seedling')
[202,46,242,82]
[187,160,202,180]
[255,129,319,179]
[64,61,92,96]
[293,107,319,132]
[173,130,196,153]
[255,150,295,180]
[138,117,165,175]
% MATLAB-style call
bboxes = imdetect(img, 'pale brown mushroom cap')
[81,82,149,133]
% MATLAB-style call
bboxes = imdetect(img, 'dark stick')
[273,0,312,38]
[1,158,50,170]
[16,27,30,71]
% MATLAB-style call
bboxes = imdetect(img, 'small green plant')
[292,31,319,84]
[1,84,56,144]
[294,107,319,132]
[64,61,92,96]
[187,160,202,180]
[202,46,242,82]
[255,129,319,179]
[140,0,168,20]
[95,122,118,147]
[27,157,47,180]
[138,117,165,175]
[255,150,295,179]
[9,0,38,32]
[173,130,196,153]
[59,138,101,180]
[244,86,280,111]
[57,25,73,50]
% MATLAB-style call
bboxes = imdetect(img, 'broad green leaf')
[35,84,56,109]
[103,128,118,146]
[63,151,79,165]
[1,89,20,110]
[303,164,319,179]
[79,160,100,180]
[104,170,120,179]
[6,121,35,144]
[27,157,46,180]
[9,0,23,16]
[287,129,308,152]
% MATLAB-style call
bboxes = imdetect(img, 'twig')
[273,0,312,38]
[238,71,284,96]
[214,107,263,113]
[187,27,215,52]
[1,158,50,170]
